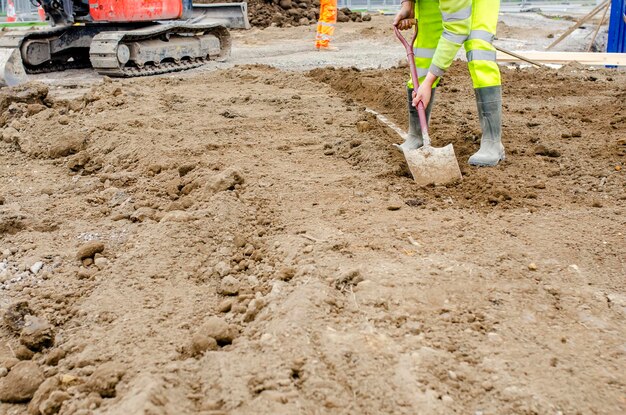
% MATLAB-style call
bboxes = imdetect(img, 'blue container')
[607,0,626,53]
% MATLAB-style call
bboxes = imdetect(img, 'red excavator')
[0,1,249,86]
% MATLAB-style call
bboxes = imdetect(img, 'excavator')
[0,0,249,86]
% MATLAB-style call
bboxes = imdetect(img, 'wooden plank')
[496,51,626,66]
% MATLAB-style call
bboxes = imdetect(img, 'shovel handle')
[393,25,430,147]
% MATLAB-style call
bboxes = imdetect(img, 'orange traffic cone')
[6,0,17,22]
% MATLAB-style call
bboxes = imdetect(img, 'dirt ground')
[1,14,625,415]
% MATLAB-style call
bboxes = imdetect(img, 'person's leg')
[464,0,504,166]
[315,0,337,49]
[396,0,442,151]
[394,88,436,153]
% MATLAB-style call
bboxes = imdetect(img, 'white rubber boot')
[468,86,505,167]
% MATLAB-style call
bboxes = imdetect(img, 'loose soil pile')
[0,62,624,415]
[197,0,371,28]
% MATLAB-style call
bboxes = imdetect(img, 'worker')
[393,0,504,166]
[315,0,338,51]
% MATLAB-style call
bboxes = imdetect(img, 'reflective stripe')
[317,21,335,28]
[442,30,468,44]
[468,29,494,43]
[467,49,497,61]
[429,63,445,77]
[413,47,435,58]
[317,34,331,41]
[417,67,429,77]
[442,6,471,22]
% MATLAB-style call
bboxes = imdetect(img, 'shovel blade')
[0,48,27,87]
[404,144,462,187]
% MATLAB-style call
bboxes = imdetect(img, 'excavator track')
[89,23,231,77]
[0,24,146,85]
[0,26,92,75]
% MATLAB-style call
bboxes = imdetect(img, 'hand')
[412,72,437,108]
[393,1,415,30]
[412,84,432,109]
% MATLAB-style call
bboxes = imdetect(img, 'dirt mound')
[197,0,370,28]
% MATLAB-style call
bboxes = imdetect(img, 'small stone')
[528,263,538,271]
[40,391,71,415]
[94,257,109,269]
[334,269,363,290]
[58,115,70,125]
[200,317,238,346]
[208,167,244,193]
[82,258,94,267]
[0,361,45,403]
[243,298,265,322]
[387,205,401,211]
[482,380,494,391]
[615,165,622,172]
[190,333,218,356]
[20,316,55,351]
[534,145,561,158]
[448,370,458,381]
[219,276,240,296]
[592,201,603,208]
[29,261,44,275]
[86,362,125,398]
[130,207,154,223]
[233,234,247,248]
[276,267,296,281]
[214,261,231,278]
[2,127,20,144]
[60,374,77,385]
[3,301,33,332]
[48,137,84,159]
[356,121,372,133]
[44,349,66,366]
[0,368,6,377]
[217,299,233,313]
[77,268,93,280]
[76,241,105,260]
[178,163,196,177]
[15,345,35,360]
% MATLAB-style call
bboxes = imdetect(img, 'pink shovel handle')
[393,25,429,140]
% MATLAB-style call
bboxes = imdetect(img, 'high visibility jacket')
[411,0,501,89]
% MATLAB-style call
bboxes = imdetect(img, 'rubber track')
[0,27,92,74]
[90,24,229,77]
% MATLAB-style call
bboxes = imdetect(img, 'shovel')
[393,26,462,187]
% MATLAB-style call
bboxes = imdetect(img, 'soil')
[0,14,625,415]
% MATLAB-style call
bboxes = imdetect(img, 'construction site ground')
[1,14,625,415]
